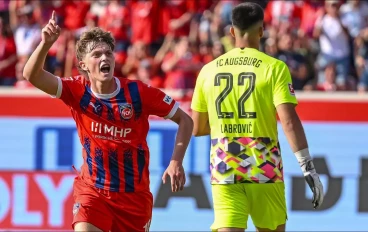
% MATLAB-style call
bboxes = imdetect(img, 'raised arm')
[23,11,61,96]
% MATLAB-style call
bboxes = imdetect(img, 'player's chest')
[76,98,148,142]
[76,95,148,136]
[78,91,144,121]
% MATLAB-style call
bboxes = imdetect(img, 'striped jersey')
[55,76,178,192]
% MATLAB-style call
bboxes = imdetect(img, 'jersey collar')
[91,77,120,100]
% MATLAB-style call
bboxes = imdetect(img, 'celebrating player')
[191,3,324,232]
[23,11,193,232]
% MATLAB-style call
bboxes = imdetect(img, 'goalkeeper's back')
[191,46,297,183]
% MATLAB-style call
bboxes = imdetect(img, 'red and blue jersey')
[55,76,178,192]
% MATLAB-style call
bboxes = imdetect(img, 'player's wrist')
[294,148,316,175]
[169,159,183,165]
[40,40,54,50]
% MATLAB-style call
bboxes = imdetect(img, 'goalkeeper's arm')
[276,103,324,209]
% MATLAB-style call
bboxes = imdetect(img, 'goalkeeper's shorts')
[211,183,287,231]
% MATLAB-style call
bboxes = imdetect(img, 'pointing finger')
[52,10,56,21]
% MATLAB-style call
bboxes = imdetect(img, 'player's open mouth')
[100,64,111,74]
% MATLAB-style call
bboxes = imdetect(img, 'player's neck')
[235,39,260,50]
[90,78,117,95]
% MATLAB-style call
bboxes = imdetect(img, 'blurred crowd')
[0,0,368,95]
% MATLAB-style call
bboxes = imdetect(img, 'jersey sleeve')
[191,67,207,112]
[272,61,298,107]
[52,76,85,108]
[141,83,179,119]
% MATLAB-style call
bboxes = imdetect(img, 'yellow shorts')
[211,183,287,231]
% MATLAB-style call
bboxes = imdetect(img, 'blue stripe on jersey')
[116,87,127,103]
[83,137,93,176]
[80,87,92,112]
[94,147,106,188]
[115,88,127,121]
[101,99,115,122]
[85,86,104,117]
[108,149,120,191]
[137,145,145,183]
[93,100,103,117]
[127,82,142,119]
[123,148,134,192]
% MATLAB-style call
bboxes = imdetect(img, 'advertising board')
[0,91,368,231]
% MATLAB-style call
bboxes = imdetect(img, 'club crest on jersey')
[288,83,295,95]
[119,103,133,120]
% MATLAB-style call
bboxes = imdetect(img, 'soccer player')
[191,3,324,232]
[23,11,193,232]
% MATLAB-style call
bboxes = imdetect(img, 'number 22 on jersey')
[215,72,257,119]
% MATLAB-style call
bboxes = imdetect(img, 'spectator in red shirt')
[130,0,160,47]
[127,59,164,88]
[161,36,202,89]
[99,0,130,52]
[122,41,154,77]
[264,0,302,35]
[198,40,224,64]
[0,17,17,86]
[160,0,195,39]
[199,42,213,64]
[298,0,325,38]
[63,0,90,32]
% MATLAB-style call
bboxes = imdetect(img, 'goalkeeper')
[191,2,324,231]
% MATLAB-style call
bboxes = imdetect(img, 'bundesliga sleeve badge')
[288,83,295,95]
[73,202,80,216]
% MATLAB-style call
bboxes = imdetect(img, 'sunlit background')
[0,0,367,231]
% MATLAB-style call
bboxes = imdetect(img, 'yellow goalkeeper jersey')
[191,47,298,184]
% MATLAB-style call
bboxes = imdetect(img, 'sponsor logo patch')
[163,95,173,105]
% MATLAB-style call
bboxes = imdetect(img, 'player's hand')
[302,160,324,209]
[162,160,186,192]
[41,11,61,46]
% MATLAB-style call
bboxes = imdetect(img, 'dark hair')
[75,27,115,77]
[231,2,264,32]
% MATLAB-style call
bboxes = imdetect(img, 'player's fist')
[162,160,186,192]
[41,11,61,46]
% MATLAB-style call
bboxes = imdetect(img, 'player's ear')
[79,60,88,72]
[259,25,264,38]
[230,26,235,38]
